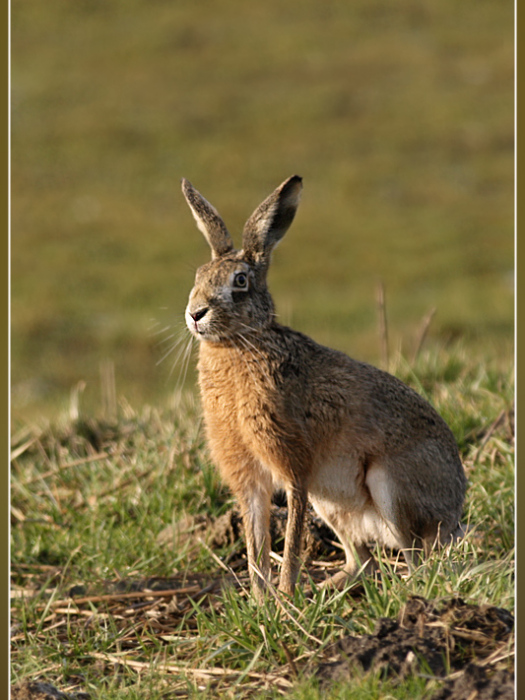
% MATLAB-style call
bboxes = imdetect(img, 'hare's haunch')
[183,175,466,599]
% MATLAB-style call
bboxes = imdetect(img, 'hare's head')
[183,176,302,342]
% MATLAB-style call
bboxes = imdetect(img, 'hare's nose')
[190,308,208,323]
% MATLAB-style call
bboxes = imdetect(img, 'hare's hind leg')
[310,497,377,590]
[322,540,377,590]
[366,463,426,572]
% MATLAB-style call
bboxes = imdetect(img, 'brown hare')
[182,175,466,600]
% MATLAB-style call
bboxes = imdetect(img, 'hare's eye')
[233,272,248,289]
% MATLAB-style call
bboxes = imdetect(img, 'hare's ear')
[242,175,302,265]
[181,179,234,259]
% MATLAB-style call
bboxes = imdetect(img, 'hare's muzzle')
[186,306,208,336]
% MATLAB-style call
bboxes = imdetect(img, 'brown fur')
[182,175,467,599]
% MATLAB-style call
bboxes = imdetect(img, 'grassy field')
[10,346,514,698]
[11,0,514,420]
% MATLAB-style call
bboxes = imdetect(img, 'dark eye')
[233,272,248,288]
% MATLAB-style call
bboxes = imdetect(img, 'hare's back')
[287,331,454,443]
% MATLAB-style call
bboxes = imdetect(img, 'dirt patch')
[11,680,90,700]
[316,596,514,698]
[432,664,514,700]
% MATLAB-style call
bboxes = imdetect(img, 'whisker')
[156,327,188,365]
[237,333,271,374]
[235,334,272,385]
[150,324,174,337]
[237,321,260,336]
[173,336,195,390]
[156,332,177,347]
[156,341,179,366]
[156,328,188,350]
[164,333,192,373]
[236,322,281,357]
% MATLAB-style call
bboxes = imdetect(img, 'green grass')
[11,0,514,420]
[10,345,514,698]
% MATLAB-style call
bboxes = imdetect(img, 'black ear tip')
[278,175,303,194]
[288,175,303,190]
[282,175,303,198]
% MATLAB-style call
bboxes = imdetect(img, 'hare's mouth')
[185,307,224,341]
[185,307,203,336]
[186,319,208,339]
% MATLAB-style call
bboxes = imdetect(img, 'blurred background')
[11,0,514,421]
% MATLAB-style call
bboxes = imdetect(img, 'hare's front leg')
[237,474,273,601]
[278,483,308,596]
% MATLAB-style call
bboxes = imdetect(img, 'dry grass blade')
[473,409,507,463]
[197,537,248,594]
[20,451,115,486]
[96,463,157,499]
[88,651,295,689]
[46,586,203,608]
[412,307,437,364]
[10,436,39,462]
[479,646,515,668]
[376,279,389,370]
[100,359,117,422]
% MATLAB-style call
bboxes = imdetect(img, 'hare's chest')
[198,364,239,433]
[201,376,276,442]
[199,344,274,411]
[199,343,284,440]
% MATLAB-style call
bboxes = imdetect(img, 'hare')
[182,175,467,599]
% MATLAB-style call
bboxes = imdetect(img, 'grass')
[10,0,514,420]
[10,343,514,698]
